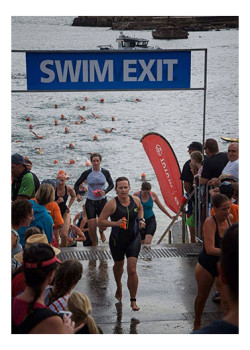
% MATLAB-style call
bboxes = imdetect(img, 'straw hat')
[14,234,61,263]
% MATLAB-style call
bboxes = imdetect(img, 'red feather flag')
[140,133,183,214]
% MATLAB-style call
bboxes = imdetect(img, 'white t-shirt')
[222,159,239,178]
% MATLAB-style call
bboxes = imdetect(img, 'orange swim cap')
[57,170,67,178]
[54,160,58,164]
[141,173,146,178]
[69,159,75,164]
[93,135,98,140]
[26,117,30,121]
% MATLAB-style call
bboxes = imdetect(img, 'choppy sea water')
[11,16,239,242]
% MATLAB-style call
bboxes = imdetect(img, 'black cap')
[219,181,235,199]
[11,153,27,166]
[187,142,202,152]
[220,174,238,183]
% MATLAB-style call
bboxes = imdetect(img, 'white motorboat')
[98,32,158,50]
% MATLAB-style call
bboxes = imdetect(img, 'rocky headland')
[72,16,238,39]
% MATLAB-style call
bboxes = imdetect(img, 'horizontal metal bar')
[11,87,205,93]
[11,48,207,53]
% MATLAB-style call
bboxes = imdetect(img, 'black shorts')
[140,215,157,240]
[85,198,107,220]
[109,232,141,262]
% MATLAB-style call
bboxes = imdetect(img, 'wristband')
[139,218,145,222]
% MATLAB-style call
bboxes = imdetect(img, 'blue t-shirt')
[18,200,54,247]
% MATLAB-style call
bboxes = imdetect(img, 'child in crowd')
[73,204,92,246]
[44,259,83,313]
[67,292,103,334]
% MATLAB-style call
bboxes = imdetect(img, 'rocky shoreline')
[72,16,238,33]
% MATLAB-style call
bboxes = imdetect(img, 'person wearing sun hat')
[12,242,81,334]
[12,234,61,298]
[14,234,61,263]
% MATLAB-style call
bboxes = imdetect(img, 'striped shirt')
[44,285,69,313]
[48,295,69,313]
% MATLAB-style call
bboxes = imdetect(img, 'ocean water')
[11,16,239,242]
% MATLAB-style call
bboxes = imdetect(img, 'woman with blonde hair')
[190,151,204,178]
[67,292,103,334]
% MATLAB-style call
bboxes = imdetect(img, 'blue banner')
[26,50,191,91]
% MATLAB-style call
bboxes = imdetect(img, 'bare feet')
[193,321,201,331]
[100,231,106,243]
[115,283,122,302]
[130,298,140,311]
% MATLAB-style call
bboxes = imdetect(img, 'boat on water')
[221,137,239,143]
[97,32,158,50]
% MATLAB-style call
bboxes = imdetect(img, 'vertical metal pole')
[202,49,208,154]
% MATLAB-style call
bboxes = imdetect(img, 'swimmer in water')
[30,130,44,139]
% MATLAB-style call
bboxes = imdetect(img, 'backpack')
[12,306,56,334]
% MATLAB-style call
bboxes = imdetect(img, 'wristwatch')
[139,218,145,222]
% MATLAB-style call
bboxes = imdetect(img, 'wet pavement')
[59,243,223,334]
